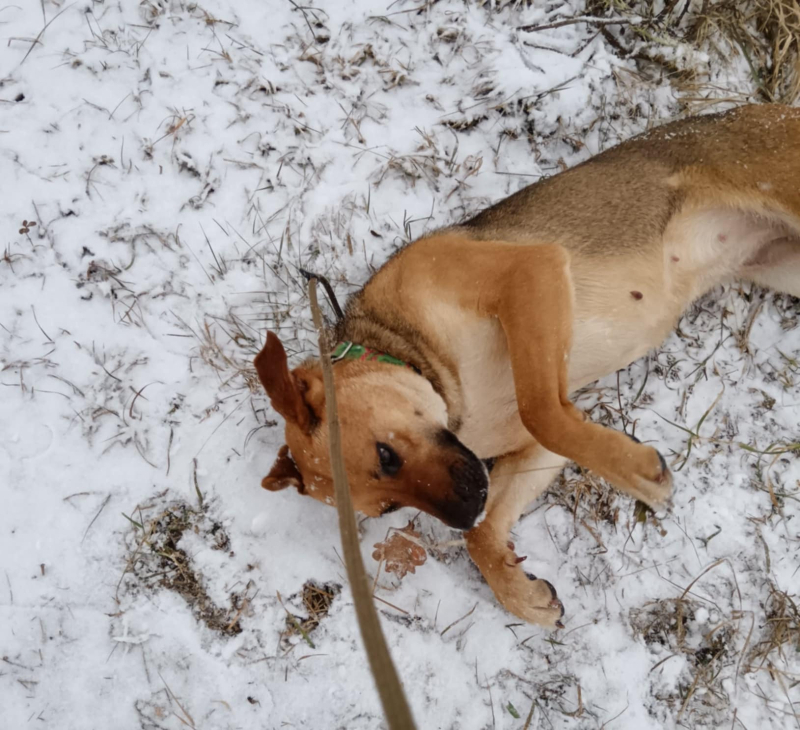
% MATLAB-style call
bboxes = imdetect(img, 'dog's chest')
[448,317,532,458]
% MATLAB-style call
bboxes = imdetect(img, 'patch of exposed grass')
[121,499,246,636]
[198,319,262,393]
[746,584,800,673]
[583,0,800,107]
[279,580,341,649]
[631,596,739,722]
[689,0,800,104]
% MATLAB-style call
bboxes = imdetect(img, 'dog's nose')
[444,457,489,530]
[437,496,486,531]
[450,457,489,502]
[432,429,489,530]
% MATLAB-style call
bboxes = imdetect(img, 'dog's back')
[458,104,800,256]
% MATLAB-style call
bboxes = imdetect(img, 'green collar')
[331,341,415,371]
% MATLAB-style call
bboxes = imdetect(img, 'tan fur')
[255,104,800,628]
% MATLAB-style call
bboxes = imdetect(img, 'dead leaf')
[372,522,427,579]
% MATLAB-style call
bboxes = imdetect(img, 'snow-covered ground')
[2,1,798,728]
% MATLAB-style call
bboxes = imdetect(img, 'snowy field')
[2,1,799,728]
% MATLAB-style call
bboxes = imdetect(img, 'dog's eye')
[376,442,402,476]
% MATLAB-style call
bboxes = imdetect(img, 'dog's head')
[254,332,488,530]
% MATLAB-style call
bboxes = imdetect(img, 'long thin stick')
[308,278,417,730]
[517,15,634,34]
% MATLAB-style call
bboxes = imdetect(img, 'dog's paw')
[632,447,673,509]
[488,555,565,628]
[524,573,565,629]
[468,532,565,629]
[501,571,563,629]
[620,434,673,510]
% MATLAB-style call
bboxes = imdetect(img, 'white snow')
[1,1,798,729]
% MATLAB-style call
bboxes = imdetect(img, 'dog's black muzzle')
[434,430,489,530]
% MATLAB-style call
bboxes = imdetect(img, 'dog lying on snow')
[254,104,800,628]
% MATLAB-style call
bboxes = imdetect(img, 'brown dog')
[255,104,800,628]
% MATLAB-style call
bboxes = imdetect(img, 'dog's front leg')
[466,443,567,628]
[488,244,673,509]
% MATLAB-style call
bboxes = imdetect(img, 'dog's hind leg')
[740,232,800,298]
[466,442,567,627]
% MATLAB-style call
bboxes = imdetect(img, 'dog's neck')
[333,299,465,432]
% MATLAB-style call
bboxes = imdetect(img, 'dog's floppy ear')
[254,332,313,433]
[262,445,305,493]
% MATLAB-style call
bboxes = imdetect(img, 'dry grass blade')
[160,672,196,729]
[440,603,478,637]
[17,2,75,67]
[518,15,636,34]
[81,493,111,543]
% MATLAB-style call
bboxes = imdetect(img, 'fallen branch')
[517,15,636,34]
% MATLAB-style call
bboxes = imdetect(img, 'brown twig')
[518,15,635,34]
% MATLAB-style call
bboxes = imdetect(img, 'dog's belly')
[567,316,666,390]
[565,251,687,389]
[564,206,788,387]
